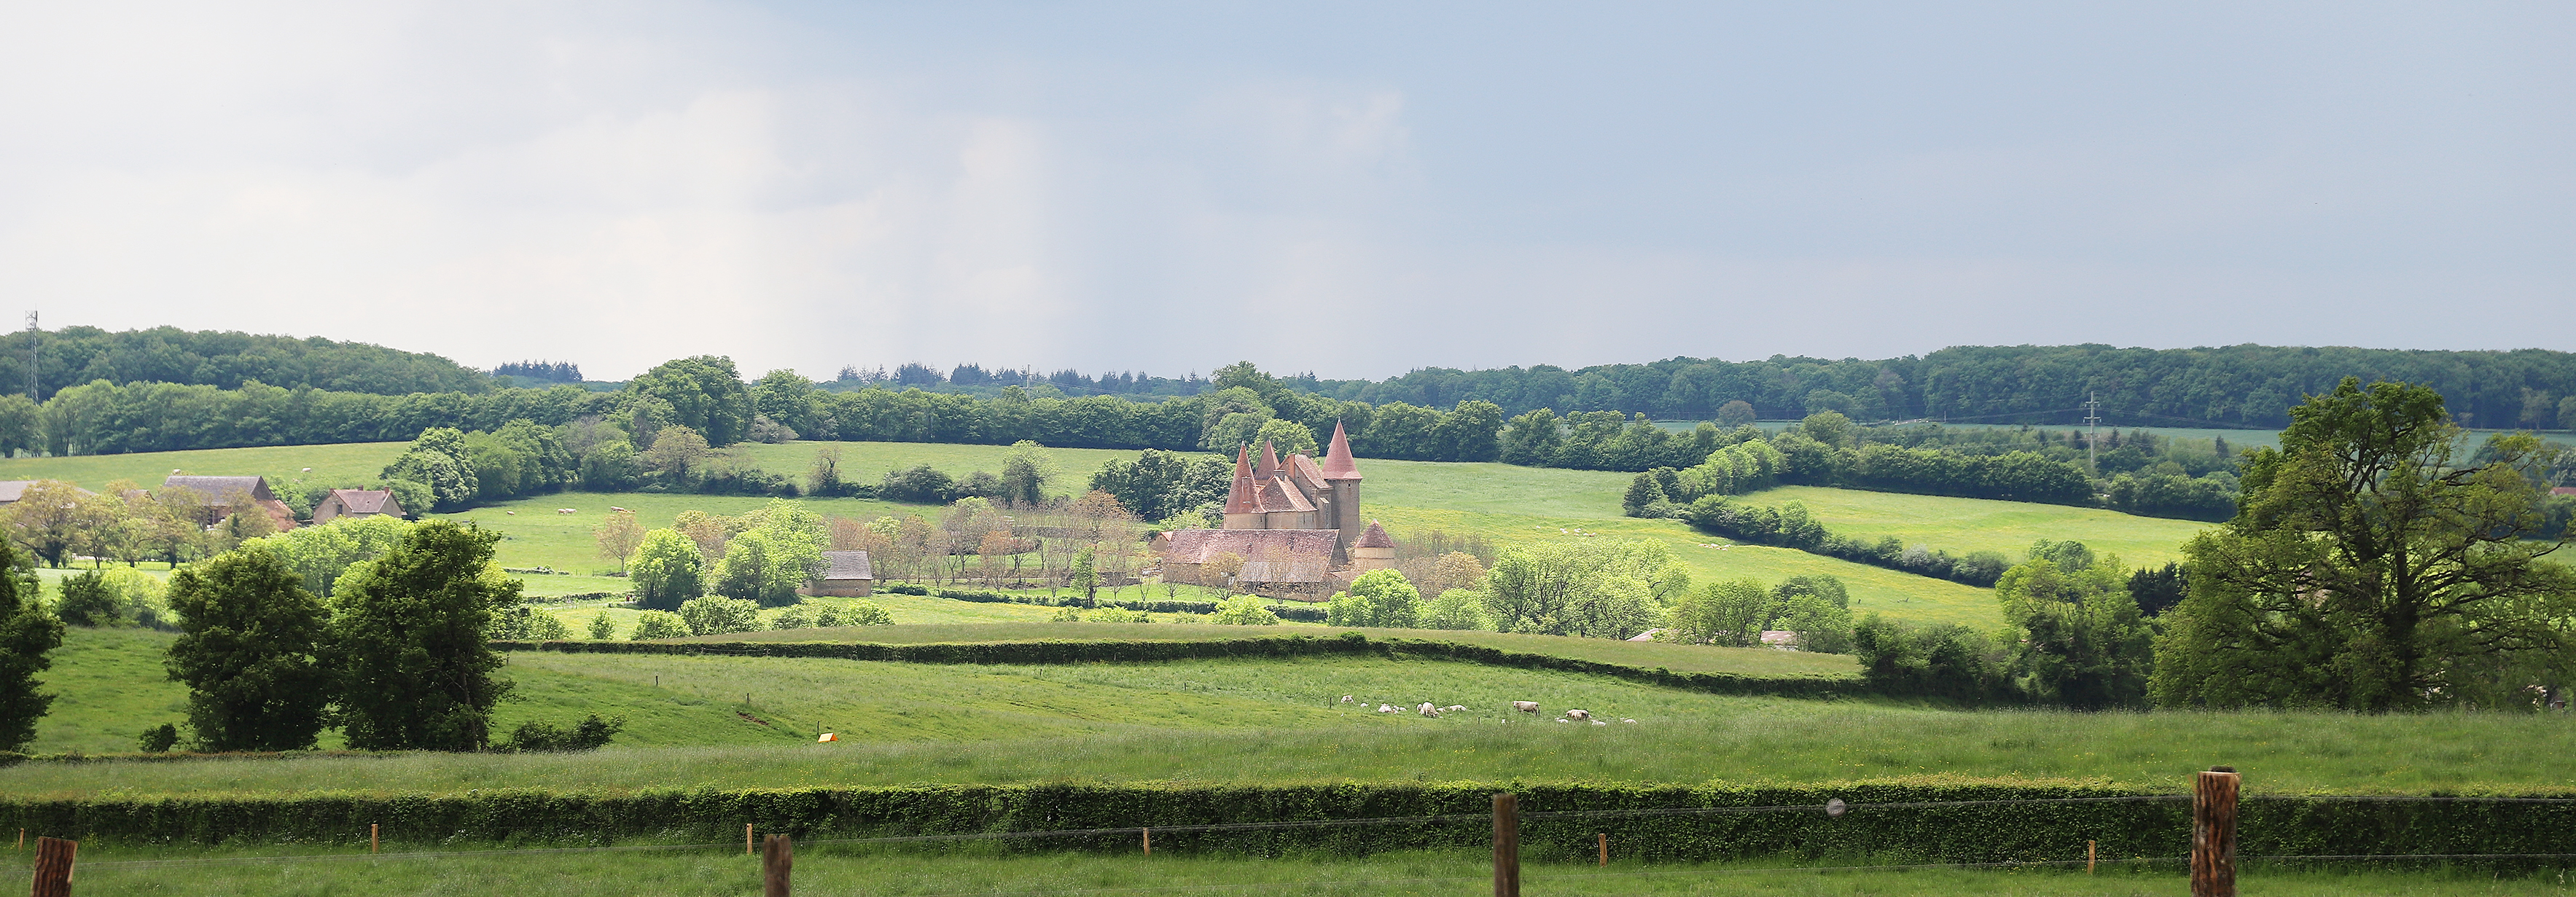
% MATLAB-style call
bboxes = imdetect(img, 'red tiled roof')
[1356,520,1395,549]
[1284,453,1328,494]
[2553,486,2576,497]
[1222,446,1258,514]
[1257,477,1316,514]
[163,475,276,501]
[1322,421,1362,480]
[1255,440,1280,479]
[1163,529,1338,582]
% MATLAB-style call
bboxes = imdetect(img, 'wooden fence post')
[1597,832,1607,866]
[746,823,755,855]
[2087,839,2096,874]
[1142,827,1151,856]
[30,837,74,897]
[2192,767,2239,897]
[762,833,792,897]
[1492,794,1518,897]
[372,823,380,854]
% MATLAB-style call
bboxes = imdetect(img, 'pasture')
[21,627,2576,796]
[20,846,2570,897]
[2,439,2225,626]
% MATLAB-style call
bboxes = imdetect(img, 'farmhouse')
[162,475,298,531]
[312,488,404,524]
[803,549,875,598]
[1156,423,1394,595]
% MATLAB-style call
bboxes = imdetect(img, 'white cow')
[556,508,577,514]
[1417,702,1440,717]
[1564,708,1593,721]
[1510,701,1540,714]
[1377,704,1399,714]
[1340,695,1355,704]
[1443,705,1467,713]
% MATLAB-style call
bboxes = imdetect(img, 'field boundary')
[9,782,2575,867]
[491,631,1862,698]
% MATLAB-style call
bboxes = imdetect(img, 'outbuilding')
[803,550,875,598]
[313,488,405,524]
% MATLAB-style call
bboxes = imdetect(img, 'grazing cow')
[609,506,629,512]
[1340,695,1355,704]
[1511,701,1539,714]
[1621,718,1638,724]
[557,508,577,514]
[504,511,515,515]
[1564,709,1592,721]
[1590,719,1607,726]
[1443,705,1466,713]
[1417,702,1440,717]
[1377,704,1399,713]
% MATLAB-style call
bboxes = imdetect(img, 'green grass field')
[24,627,2576,796]
[0,441,408,493]
[1739,485,2215,569]
[20,846,2564,897]
[19,847,2572,897]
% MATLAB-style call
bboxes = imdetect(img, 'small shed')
[803,550,875,598]
[313,488,405,524]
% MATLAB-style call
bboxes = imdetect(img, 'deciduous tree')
[165,548,333,751]
[2152,378,2576,711]
[326,522,518,751]
[594,510,644,573]
[0,543,61,751]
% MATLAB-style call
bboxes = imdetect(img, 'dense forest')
[0,326,492,399]
[1311,345,2576,431]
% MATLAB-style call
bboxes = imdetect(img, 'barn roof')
[163,475,275,501]
[819,550,874,581]
[326,489,399,515]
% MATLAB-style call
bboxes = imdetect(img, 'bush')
[136,724,179,753]
[630,610,689,641]
[500,714,625,752]
[677,597,761,637]
[586,612,615,640]
[1210,596,1281,625]
[55,572,120,627]
[1087,607,1148,624]
[487,605,570,641]
[1421,589,1489,630]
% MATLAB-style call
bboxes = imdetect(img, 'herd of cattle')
[1339,695,1638,725]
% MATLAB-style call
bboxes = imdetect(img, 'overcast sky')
[2,3,2567,381]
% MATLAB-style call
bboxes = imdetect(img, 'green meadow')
[1739,485,2214,569]
[0,441,408,494]
[25,846,2569,897]
[22,627,2576,796]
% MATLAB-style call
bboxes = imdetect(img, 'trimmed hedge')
[493,631,1858,698]
[5,780,2571,868]
[873,584,1327,622]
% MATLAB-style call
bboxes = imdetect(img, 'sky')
[1,2,2568,383]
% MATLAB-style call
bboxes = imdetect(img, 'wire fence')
[12,791,2576,879]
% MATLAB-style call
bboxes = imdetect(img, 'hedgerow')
[875,584,1327,622]
[4,780,2569,868]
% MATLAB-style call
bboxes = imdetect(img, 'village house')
[161,475,299,531]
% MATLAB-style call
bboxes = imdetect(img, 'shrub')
[630,610,689,641]
[1210,596,1280,625]
[499,714,625,752]
[488,605,570,641]
[55,572,120,627]
[835,600,892,626]
[1421,589,1489,630]
[1087,607,1147,624]
[677,597,761,637]
[585,612,615,640]
[136,724,179,753]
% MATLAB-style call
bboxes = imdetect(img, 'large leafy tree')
[0,543,63,751]
[1994,558,2153,710]
[383,427,480,511]
[165,548,334,751]
[327,522,519,751]
[2151,378,2576,711]
[630,356,754,446]
[630,528,705,611]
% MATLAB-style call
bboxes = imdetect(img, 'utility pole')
[2083,391,2101,476]
[22,311,34,402]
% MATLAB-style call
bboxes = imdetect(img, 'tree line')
[0,521,623,754]
[3,325,493,402]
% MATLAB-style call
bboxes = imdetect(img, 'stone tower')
[1321,421,1364,553]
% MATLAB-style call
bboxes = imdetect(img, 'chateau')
[1158,422,1395,593]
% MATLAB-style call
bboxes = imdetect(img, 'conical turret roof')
[1222,445,1258,514]
[1255,439,1280,479]
[1321,421,1362,480]
[1356,520,1396,549]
